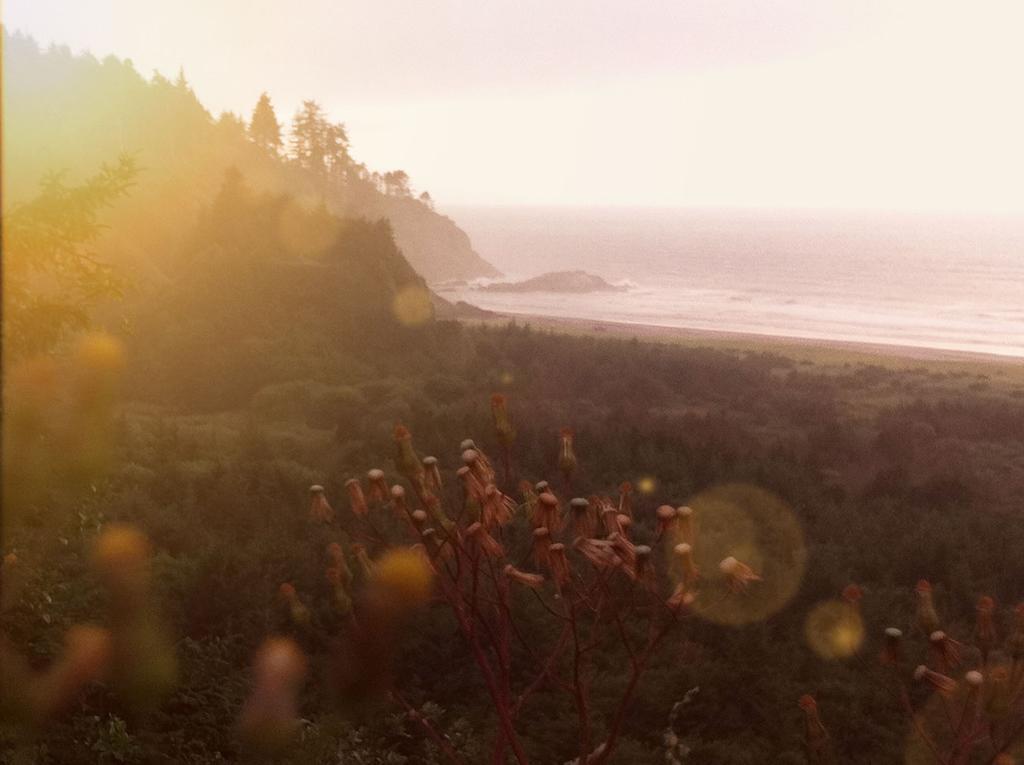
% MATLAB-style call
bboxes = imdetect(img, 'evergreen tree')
[3,156,137,358]
[248,92,283,155]
[289,100,349,179]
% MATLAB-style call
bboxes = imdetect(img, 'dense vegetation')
[5,26,1024,765]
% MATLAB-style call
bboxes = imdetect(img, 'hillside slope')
[1,30,498,282]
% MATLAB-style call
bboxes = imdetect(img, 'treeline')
[2,29,496,281]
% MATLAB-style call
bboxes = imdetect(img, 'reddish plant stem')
[591,619,674,765]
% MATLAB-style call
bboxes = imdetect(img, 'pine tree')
[289,100,349,179]
[248,92,283,155]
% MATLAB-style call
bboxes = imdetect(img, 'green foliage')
[2,156,137,358]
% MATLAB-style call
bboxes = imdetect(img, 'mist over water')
[440,207,1024,357]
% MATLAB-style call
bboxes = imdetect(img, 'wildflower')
[618,482,633,517]
[504,564,545,590]
[719,556,761,593]
[420,528,446,559]
[798,695,830,761]
[570,497,596,538]
[963,670,984,713]
[325,568,354,617]
[482,484,515,528]
[914,665,957,697]
[326,543,352,587]
[600,500,623,537]
[490,393,516,448]
[574,536,619,570]
[533,527,553,569]
[409,509,429,533]
[422,492,456,534]
[928,630,963,671]
[537,492,562,533]
[351,544,375,580]
[975,596,997,662]
[879,627,903,666]
[462,447,495,485]
[367,469,389,504]
[915,579,940,635]
[676,505,695,545]
[394,425,424,482]
[673,543,699,587]
[390,484,409,517]
[308,484,335,523]
[345,478,368,516]
[608,532,637,571]
[656,505,677,537]
[558,428,577,482]
[278,583,311,628]
[465,521,505,559]
[422,456,443,493]
[548,543,571,592]
[666,583,696,611]
[457,465,487,504]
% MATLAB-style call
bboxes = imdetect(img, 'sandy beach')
[465,311,1024,385]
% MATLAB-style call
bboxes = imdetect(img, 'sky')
[6,0,1024,211]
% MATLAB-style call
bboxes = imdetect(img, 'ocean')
[437,207,1024,358]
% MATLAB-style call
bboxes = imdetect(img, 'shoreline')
[462,310,1024,380]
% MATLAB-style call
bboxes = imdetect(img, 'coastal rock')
[480,270,627,294]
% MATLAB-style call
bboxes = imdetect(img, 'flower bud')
[548,543,571,592]
[537,492,561,533]
[465,522,505,559]
[880,627,903,666]
[929,630,963,671]
[675,506,695,545]
[366,469,389,504]
[570,497,596,538]
[393,425,424,482]
[504,564,545,590]
[655,505,677,536]
[719,556,761,593]
[422,456,443,493]
[674,543,699,587]
[308,484,335,523]
[914,665,957,697]
[345,478,368,516]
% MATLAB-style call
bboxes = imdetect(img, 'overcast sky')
[7,0,1024,210]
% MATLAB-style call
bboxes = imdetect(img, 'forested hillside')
[2,30,498,283]
[5,26,1024,765]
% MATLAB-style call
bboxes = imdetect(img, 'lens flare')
[805,601,864,660]
[635,475,657,494]
[391,285,433,327]
[682,483,806,625]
